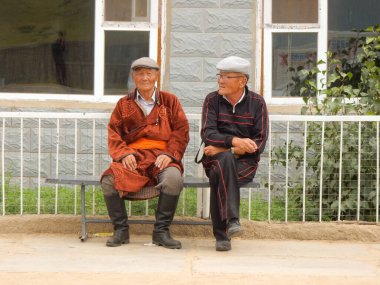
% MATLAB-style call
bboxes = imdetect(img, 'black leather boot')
[103,193,129,247]
[152,193,181,249]
[106,228,129,247]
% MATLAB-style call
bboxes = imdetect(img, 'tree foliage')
[272,26,380,221]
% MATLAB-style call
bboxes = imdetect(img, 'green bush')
[272,25,380,222]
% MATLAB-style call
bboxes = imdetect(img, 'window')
[272,33,317,97]
[263,0,380,104]
[104,31,149,95]
[0,0,95,94]
[272,0,318,24]
[328,0,380,62]
[264,0,320,104]
[97,0,158,98]
[0,0,159,101]
[105,0,150,22]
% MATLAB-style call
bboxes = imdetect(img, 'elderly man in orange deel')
[101,57,189,249]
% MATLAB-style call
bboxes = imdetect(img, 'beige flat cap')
[131,57,159,70]
[216,56,250,77]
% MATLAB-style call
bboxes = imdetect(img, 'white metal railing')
[0,112,379,224]
[267,115,380,223]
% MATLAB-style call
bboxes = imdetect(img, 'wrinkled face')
[132,68,158,94]
[217,72,247,97]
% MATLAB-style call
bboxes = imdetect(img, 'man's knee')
[215,151,235,162]
[209,151,235,175]
[156,167,183,196]
[101,175,118,197]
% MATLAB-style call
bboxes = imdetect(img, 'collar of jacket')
[219,85,249,106]
[128,88,162,106]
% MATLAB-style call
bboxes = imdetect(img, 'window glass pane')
[272,0,318,23]
[135,0,148,18]
[0,0,94,94]
[272,33,317,97]
[328,0,380,58]
[105,0,150,22]
[104,31,150,95]
[329,0,379,31]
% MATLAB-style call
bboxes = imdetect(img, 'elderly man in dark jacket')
[200,56,269,251]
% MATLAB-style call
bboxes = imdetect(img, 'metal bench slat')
[45,175,100,186]
[45,176,259,188]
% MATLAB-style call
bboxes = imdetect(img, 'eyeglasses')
[216,74,244,80]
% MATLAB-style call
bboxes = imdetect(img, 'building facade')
[0,0,379,113]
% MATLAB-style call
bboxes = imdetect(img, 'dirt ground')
[1,214,380,242]
[1,215,380,285]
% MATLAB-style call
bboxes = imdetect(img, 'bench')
[45,175,260,241]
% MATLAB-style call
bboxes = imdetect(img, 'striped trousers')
[203,151,258,241]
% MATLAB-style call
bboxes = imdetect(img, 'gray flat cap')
[216,56,250,77]
[131,57,159,70]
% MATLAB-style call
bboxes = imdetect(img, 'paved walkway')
[0,233,379,285]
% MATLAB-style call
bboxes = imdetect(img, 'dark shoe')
[153,231,182,249]
[216,240,231,251]
[227,218,243,238]
[106,228,130,247]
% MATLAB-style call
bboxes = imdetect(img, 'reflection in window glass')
[0,0,94,94]
[328,0,380,59]
[105,0,150,22]
[272,0,318,24]
[272,33,317,97]
[135,0,148,18]
[104,31,150,95]
[105,0,132,21]
[329,0,379,32]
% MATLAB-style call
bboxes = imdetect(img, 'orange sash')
[128,137,167,150]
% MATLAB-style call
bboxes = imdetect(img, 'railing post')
[357,122,362,221]
[1,118,5,216]
[196,126,203,218]
[319,121,325,222]
[20,118,24,215]
[376,121,379,223]
[55,118,60,215]
[285,121,289,223]
[338,122,343,222]
[92,119,96,216]
[196,181,202,217]
[201,187,210,219]
[302,121,308,222]
[196,160,210,219]
[267,120,272,222]
[37,118,41,215]
[74,119,78,215]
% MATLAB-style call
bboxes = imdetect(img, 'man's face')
[217,72,246,97]
[132,68,158,93]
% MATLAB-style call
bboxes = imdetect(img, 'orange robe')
[101,89,190,197]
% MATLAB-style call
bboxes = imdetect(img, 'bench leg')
[80,183,87,241]
[202,187,210,219]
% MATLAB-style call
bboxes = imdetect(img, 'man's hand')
[121,154,137,170]
[204,145,229,156]
[232,137,257,154]
[155,154,173,170]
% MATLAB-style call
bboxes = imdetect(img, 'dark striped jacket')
[201,86,269,161]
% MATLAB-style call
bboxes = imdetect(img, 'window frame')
[262,0,328,105]
[0,0,160,103]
